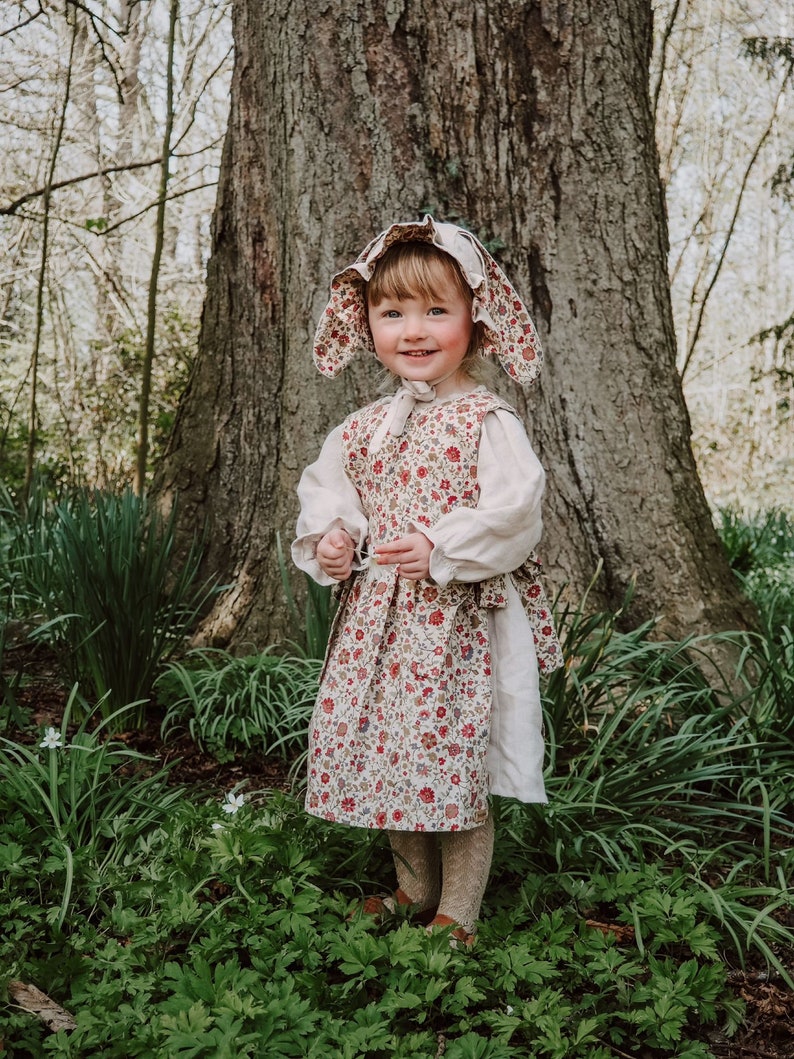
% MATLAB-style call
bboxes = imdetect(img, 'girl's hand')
[375,532,433,580]
[316,528,355,580]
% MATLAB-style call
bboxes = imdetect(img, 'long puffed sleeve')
[291,424,370,586]
[421,409,545,587]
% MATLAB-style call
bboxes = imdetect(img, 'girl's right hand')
[316,528,355,580]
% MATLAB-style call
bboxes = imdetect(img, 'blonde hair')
[365,242,488,375]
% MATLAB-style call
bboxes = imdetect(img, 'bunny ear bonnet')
[313,215,543,387]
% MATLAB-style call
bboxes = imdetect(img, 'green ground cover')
[0,489,791,1057]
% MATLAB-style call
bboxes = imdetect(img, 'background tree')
[157,0,752,650]
[0,0,231,487]
[652,0,794,509]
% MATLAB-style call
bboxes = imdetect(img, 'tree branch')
[680,71,792,378]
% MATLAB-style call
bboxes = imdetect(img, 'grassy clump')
[157,647,321,762]
[0,478,217,727]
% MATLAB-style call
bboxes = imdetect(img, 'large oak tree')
[157,0,751,650]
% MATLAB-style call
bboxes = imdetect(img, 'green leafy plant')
[0,481,218,727]
[0,686,184,927]
[158,647,321,762]
[718,506,794,631]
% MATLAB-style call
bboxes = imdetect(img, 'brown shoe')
[426,913,475,948]
[350,887,438,925]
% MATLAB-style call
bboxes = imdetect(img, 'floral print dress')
[293,387,559,832]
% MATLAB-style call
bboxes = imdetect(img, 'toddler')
[292,216,561,944]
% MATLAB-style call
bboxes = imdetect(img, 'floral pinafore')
[305,390,519,832]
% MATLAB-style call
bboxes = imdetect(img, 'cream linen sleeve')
[421,409,546,588]
[291,424,370,586]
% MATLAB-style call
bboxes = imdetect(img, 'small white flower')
[39,727,63,750]
[505,1005,515,1016]
[211,822,224,831]
[222,791,245,815]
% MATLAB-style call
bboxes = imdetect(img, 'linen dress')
[292,385,552,832]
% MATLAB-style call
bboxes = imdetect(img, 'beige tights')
[388,814,495,935]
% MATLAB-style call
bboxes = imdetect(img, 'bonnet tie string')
[370,380,436,452]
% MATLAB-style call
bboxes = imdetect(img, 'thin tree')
[23,4,78,501]
[134,0,178,495]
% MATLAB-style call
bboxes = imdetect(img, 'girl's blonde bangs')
[366,242,472,307]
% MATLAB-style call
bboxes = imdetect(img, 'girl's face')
[367,287,474,397]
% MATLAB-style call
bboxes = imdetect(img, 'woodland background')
[1,4,794,1056]
[1,0,792,511]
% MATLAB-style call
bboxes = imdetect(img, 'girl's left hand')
[375,532,433,580]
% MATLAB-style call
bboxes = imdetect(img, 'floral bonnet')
[313,215,543,387]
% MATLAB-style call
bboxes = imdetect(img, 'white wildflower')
[222,791,245,815]
[505,1005,515,1016]
[211,822,224,831]
[39,727,63,750]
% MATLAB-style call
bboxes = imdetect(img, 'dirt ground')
[7,666,794,1059]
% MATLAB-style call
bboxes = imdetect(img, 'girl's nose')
[401,314,427,340]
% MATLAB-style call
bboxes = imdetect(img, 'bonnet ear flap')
[313,268,375,378]
[479,256,544,388]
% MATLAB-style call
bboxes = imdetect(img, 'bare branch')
[1,158,161,215]
[0,1,45,39]
[679,71,792,378]
[651,0,684,120]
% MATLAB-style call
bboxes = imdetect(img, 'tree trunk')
[156,0,752,650]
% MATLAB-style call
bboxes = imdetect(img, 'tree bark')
[156,0,752,650]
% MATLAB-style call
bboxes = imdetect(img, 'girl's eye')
[386,310,401,319]
[429,307,445,316]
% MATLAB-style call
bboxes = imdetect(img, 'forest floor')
[9,665,794,1059]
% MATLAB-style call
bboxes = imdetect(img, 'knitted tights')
[388,814,495,935]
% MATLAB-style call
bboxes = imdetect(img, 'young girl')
[292,216,562,944]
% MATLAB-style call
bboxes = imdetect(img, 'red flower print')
[373,459,383,474]
[417,466,428,478]
[399,469,410,485]
[445,446,461,461]
[321,698,334,714]
[462,723,476,738]
[355,629,364,641]
[436,706,447,718]
[420,732,438,750]
[445,804,459,819]
[375,812,387,827]
[389,662,400,677]
[439,725,449,738]
[428,609,444,626]
[440,479,450,490]
[419,787,435,804]
[341,797,356,812]
[392,810,403,822]
[451,774,461,785]
[320,772,330,784]
[448,742,460,756]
